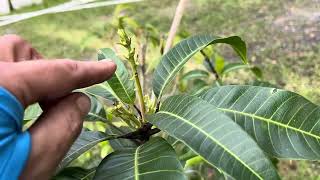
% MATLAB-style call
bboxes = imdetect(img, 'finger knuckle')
[51,60,80,77]
[2,34,25,44]
[60,60,79,73]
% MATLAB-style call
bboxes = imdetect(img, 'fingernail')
[100,60,117,71]
[100,59,114,63]
[76,94,91,115]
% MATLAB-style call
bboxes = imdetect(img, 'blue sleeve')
[0,87,31,180]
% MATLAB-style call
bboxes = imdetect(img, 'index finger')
[0,59,116,107]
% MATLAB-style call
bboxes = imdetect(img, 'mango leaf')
[199,85,320,160]
[189,79,209,95]
[98,48,135,104]
[93,137,187,180]
[24,103,42,121]
[58,131,109,170]
[166,136,194,158]
[220,63,250,76]
[85,96,107,122]
[185,156,235,180]
[250,81,277,88]
[152,34,247,98]
[250,66,263,79]
[149,95,279,180]
[105,126,138,151]
[221,63,262,79]
[84,83,117,102]
[214,53,225,75]
[181,70,209,81]
[23,103,42,127]
[165,136,196,167]
[53,167,95,180]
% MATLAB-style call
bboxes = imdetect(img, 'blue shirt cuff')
[0,87,31,180]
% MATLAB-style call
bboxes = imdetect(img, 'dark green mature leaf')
[149,95,279,180]
[85,96,107,122]
[105,126,137,150]
[165,136,196,167]
[98,48,135,104]
[199,85,320,160]
[250,81,277,88]
[181,70,209,81]
[53,167,95,180]
[189,79,209,95]
[250,66,263,79]
[58,131,108,170]
[152,34,247,98]
[94,137,187,180]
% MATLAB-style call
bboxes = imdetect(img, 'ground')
[1,0,320,179]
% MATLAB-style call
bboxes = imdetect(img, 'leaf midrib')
[124,170,186,180]
[111,71,134,103]
[158,111,263,180]
[218,107,320,140]
[134,145,141,180]
[88,112,107,122]
[157,43,208,97]
[86,84,119,102]
[63,136,107,164]
[81,169,96,180]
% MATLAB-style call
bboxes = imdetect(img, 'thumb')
[20,93,91,180]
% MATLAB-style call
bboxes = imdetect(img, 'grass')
[1,0,320,178]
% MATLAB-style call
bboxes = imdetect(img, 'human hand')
[0,35,116,180]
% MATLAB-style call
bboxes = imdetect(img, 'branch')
[117,123,161,142]
[140,43,147,91]
[163,0,188,54]
[133,104,142,118]
[200,50,219,80]
[8,0,14,11]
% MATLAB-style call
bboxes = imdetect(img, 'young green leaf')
[93,137,187,180]
[148,95,279,180]
[199,85,320,160]
[181,70,209,81]
[84,83,117,102]
[24,103,42,121]
[250,81,277,88]
[220,63,251,76]
[214,53,225,75]
[220,63,263,79]
[58,131,109,171]
[152,34,247,98]
[98,48,135,104]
